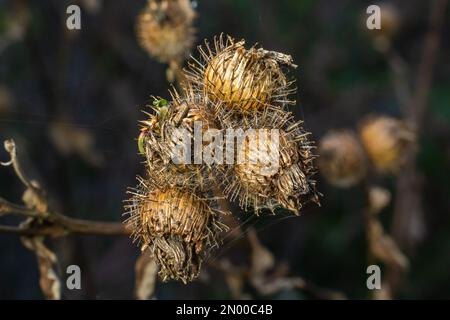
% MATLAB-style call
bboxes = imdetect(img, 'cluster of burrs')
[125,34,320,284]
[318,115,416,188]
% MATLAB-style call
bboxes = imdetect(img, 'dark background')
[0,0,449,299]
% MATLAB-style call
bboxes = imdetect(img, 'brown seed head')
[125,179,223,283]
[136,0,196,64]
[224,112,319,214]
[140,91,218,190]
[185,34,297,113]
[359,115,416,173]
[318,130,368,188]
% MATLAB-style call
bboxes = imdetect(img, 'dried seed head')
[136,0,196,65]
[373,4,400,38]
[185,34,297,113]
[318,130,368,188]
[234,130,300,190]
[359,116,416,173]
[224,112,319,214]
[366,4,401,52]
[125,179,223,284]
[139,92,217,190]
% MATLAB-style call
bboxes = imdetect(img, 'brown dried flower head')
[378,4,400,37]
[318,130,368,188]
[138,91,217,190]
[125,179,223,283]
[366,4,401,52]
[136,0,196,65]
[359,115,416,173]
[185,34,297,113]
[224,111,319,214]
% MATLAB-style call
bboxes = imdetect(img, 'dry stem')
[0,139,129,237]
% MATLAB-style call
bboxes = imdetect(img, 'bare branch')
[387,0,448,297]
[49,213,130,236]
[0,225,30,235]
[410,0,448,126]
[0,139,129,237]
[1,139,33,189]
[0,197,40,218]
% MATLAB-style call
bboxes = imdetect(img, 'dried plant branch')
[0,138,130,300]
[21,236,61,300]
[0,212,128,236]
[207,226,346,300]
[210,258,346,300]
[383,0,448,297]
[362,182,409,299]
[1,139,34,189]
[409,0,448,126]
[0,202,128,236]
[0,196,40,218]
[0,225,29,234]
[0,139,129,237]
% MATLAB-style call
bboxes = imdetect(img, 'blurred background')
[0,0,449,299]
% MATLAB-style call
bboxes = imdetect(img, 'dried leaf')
[225,272,244,299]
[247,228,274,277]
[22,181,48,214]
[217,259,247,299]
[135,253,158,300]
[252,276,304,296]
[368,219,409,270]
[21,236,61,300]
[368,186,391,215]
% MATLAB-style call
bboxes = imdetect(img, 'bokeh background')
[0,0,449,299]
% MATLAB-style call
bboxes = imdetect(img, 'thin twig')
[0,139,129,237]
[0,225,29,235]
[387,0,448,296]
[1,140,33,189]
[0,197,40,218]
[409,0,448,126]
[0,199,129,236]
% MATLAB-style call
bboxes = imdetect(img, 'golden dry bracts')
[318,130,368,188]
[136,0,196,68]
[359,115,416,173]
[226,126,318,214]
[125,182,223,284]
[185,34,297,113]
[138,96,218,190]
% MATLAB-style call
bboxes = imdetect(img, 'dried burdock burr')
[185,34,297,113]
[224,111,319,215]
[359,115,416,173]
[318,130,368,188]
[137,0,196,79]
[125,178,224,284]
[138,91,218,191]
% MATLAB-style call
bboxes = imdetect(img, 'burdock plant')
[136,0,196,81]
[125,177,224,284]
[125,34,320,283]
[318,130,368,188]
